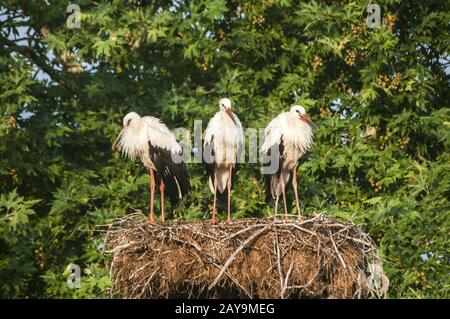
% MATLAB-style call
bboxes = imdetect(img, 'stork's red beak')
[226,108,237,125]
[112,129,124,151]
[300,115,318,130]
[112,140,119,151]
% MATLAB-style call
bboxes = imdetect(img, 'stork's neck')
[288,115,310,130]
[220,109,236,125]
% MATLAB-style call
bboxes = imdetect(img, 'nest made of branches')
[104,213,389,299]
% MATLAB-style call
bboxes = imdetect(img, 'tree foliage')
[0,0,448,298]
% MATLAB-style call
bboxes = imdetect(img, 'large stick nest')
[104,213,389,299]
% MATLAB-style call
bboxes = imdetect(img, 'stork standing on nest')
[261,105,316,221]
[204,98,244,224]
[112,112,190,224]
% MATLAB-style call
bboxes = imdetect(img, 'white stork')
[261,105,316,221]
[204,98,244,224]
[112,112,190,223]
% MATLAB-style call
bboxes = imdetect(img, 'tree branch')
[0,36,82,97]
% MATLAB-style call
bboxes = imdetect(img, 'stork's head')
[290,105,317,129]
[219,98,232,111]
[122,111,140,128]
[112,112,143,159]
[219,98,236,125]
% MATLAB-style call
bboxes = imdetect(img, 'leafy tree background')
[0,0,448,298]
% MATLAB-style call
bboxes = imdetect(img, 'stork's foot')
[149,210,155,224]
[149,169,156,225]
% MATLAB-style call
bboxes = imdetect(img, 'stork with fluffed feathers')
[261,105,317,221]
[204,98,244,224]
[112,112,190,223]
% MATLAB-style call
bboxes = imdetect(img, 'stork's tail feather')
[165,161,190,206]
[264,171,292,203]
[264,174,273,203]
[208,176,231,204]
[148,142,190,206]
[207,164,239,195]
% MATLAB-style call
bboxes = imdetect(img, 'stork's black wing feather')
[148,142,190,206]
[203,135,224,202]
[203,135,216,185]
[263,135,285,202]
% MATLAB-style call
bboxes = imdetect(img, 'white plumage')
[115,112,182,169]
[261,105,316,220]
[204,98,244,223]
[112,112,190,223]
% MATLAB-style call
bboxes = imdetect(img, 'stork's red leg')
[149,169,155,224]
[292,165,301,218]
[280,173,288,222]
[212,171,217,224]
[274,195,279,218]
[160,180,165,223]
[227,164,232,224]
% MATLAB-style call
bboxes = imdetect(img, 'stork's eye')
[127,119,132,126]
[296,110,300,113]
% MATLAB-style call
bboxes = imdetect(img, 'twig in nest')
[328,229,348,271]
[208,224,271,290]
